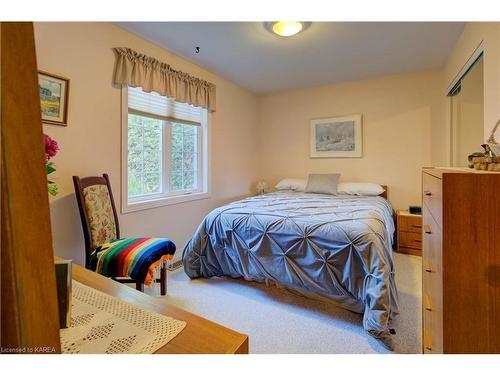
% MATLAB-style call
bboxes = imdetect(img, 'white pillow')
[337,182,385,196]
[275,178,307,191]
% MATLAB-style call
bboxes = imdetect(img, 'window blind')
[128,86,203,126]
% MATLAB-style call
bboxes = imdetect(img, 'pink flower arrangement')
[44,134,60,196]
[44,133,59,160]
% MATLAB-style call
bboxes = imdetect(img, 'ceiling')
[116,22,465,95]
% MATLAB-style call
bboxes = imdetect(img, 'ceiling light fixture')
[264,21,311,37]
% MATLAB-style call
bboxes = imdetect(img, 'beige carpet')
[148,253,422,354]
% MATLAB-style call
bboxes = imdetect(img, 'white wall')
[256,70,444,210]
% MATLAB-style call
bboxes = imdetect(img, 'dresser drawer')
[422,284,443,353]
[422,205,443,275]
[399,231,422,249]
[423,291,437,353]
[423,329,433,353]
[423,267,443,353]
[423,305,435,353]
[423,309,442,353]
[398,214,422,233]
[422,172,442,226]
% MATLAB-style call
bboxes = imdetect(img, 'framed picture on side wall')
[38,71,69,126]
[310,114,362,158]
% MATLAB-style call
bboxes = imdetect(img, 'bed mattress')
[182,191,399,346]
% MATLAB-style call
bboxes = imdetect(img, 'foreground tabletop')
[70,261,248,354]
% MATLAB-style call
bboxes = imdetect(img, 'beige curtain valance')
[113,47,216,112]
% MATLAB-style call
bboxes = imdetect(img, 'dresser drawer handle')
[424,295,433,311]
[425,346,432,351]
[424,191,432,196]
[414,239,422,243]
[424,260,433,273]
[411,224,422,228]
[424,225,432,234]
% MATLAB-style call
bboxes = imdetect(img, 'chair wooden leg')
[136,280,144,292]
[160,265,167,296]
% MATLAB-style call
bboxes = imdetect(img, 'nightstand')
[396,210,422,256]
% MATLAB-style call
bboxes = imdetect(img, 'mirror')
[449,54,484,167]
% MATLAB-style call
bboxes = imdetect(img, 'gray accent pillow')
[305,173,340,195]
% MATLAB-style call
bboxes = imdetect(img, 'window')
[122,87,209,212]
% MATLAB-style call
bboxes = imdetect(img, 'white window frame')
[121,87,211,213]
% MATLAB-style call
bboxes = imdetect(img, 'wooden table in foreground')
[71,262,249,354]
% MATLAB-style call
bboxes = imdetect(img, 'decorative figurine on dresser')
[421,167,500,354]
[469,120,500,171]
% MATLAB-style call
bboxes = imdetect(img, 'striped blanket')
[89,237,176,285]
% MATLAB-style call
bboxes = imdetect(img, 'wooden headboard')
[380,185,388,199]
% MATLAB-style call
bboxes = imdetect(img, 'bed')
[182,188,399,347]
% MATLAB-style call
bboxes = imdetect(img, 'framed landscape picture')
[310,114,362,158]
[38,71,69,126]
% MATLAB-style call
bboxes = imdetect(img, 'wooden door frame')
[1,22,61,353]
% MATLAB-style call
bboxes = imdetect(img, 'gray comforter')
[183,192,399,345]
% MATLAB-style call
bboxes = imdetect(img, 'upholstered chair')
[73,174,175,295]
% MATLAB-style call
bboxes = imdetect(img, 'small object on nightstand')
[256,181,268,195]
[396,210,422,257]
[409,205,421,215]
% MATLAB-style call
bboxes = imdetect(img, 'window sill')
[122,191,210,214]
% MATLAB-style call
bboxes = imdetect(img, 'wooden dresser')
[421,167,500,354]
